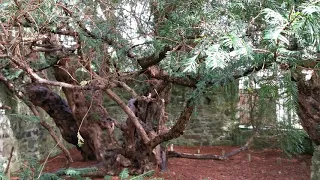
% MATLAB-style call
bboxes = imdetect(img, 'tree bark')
[296,70,320,145]
[23,57,190,174]
[26,85,95,158]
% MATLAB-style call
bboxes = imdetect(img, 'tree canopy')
[1,0,319,90]
[0,0,320,177]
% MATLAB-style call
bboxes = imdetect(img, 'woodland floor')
[42,146,312,180]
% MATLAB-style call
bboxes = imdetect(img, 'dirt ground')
[43,146,312,180]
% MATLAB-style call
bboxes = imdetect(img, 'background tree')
[0,0,319,177]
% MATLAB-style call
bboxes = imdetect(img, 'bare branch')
[167,151,225,160]
[6,55,117,90]
[56,3,123,49]
[114,80,138,98]
[105,89,150,144]
[150,99,194,148]
[0,104,11,110]
[168,131,256,160]
[4,147,14,175]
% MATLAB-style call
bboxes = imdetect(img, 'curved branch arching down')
[26,85,95,160]
[26,85,79,144]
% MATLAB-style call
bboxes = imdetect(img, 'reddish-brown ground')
[43,146,311,180]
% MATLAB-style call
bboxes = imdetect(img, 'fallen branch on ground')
[168,132,256,160]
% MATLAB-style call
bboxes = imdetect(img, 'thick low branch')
[224,133,255,158]
[26,85,79,146]
[150,99,194,148]
[0,104,11,110]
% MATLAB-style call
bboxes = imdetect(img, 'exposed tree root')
[47,134,256,178]
[48,143,252,178]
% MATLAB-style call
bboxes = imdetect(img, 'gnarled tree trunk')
[296,69,320,145]
[25,53,194,175]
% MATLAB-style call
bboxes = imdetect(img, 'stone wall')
[0,109,18,171]
[0,83,68,172]
[166,85,238,146]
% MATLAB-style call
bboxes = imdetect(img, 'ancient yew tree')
[0,0,319,177]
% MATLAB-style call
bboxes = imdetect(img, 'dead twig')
[38,140,60,179]
[4,147,14,175]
